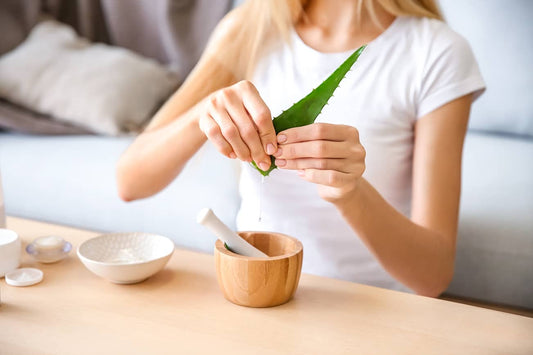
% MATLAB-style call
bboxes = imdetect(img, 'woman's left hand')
[273,123,366,203]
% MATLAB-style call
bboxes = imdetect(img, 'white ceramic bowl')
[77,233,174,284]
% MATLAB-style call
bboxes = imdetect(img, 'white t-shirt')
[236,16,485,292]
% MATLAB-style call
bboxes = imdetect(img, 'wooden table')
[1,217,532,355]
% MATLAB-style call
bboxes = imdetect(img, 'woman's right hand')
[199,80,277,170]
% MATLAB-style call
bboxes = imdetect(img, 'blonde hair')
[227,0,442,79]
[146,0,443,130]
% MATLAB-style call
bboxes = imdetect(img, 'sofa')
[1,1,532,309]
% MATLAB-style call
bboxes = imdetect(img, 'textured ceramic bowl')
[78,233,174,284]
[215,231,303,308]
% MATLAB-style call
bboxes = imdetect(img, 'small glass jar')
[26,236,72,263]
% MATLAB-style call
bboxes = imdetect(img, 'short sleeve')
[417,27,486,118]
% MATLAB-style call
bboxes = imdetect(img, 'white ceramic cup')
[0,229,21,277]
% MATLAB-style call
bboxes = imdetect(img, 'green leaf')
[224,242,235,253]
[252,44,367,176]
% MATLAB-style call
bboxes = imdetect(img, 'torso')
[236,16,480,291]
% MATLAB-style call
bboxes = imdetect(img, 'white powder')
[107,249,144,264]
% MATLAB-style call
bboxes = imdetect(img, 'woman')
[117,0,485,296]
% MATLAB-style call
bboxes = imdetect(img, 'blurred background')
[0,0,531,313]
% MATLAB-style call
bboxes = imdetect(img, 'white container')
[26,236,72,263]
[0,229,21,277]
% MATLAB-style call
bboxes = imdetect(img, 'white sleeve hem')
[417,77,486,119]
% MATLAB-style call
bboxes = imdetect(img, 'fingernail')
[273,147,282,157]
[266,143,275,155]
[297,169,305,176]
[277,134,287,143]
[276,159,286,167]
[259,162,269,170]
[229,152,236,159]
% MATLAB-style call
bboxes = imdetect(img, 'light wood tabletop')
[1,217,532,355]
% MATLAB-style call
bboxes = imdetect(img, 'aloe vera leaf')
[253,44,367,176]
[251,156,276,176]
[224,242,235,253]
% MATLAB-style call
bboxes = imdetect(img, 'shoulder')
[399,18,485,117]
[196,6,253,79]
[393,16,481,87]
[400,17,473,57]
[204,7,246,52]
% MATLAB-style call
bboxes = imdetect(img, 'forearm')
[116,7,265,201]
[275,97,469,297]
[116,105,207,201]
[335,178,455,297]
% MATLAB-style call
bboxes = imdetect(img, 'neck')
[297,0,396,52]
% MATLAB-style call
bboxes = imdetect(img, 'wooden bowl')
[214,231,303,308]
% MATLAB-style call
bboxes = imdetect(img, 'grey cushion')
[0,133,241,253]
[446,132,533,309]
[440,0,533,137]
[0,20,180,136]
[0,99,91,135]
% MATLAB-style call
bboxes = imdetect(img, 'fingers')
[277,123,358,144]
[274,140,353,159]
[199,115,235,159]
[272,123,365,202]
[208,99,251,162]
[201,81,276,169]
[239,81,277,155]
[276,158,353,173]
[298,169,355,188]
[222,86,271,170]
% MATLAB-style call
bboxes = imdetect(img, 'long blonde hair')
[147,0,442,130]
[229,0,442,79]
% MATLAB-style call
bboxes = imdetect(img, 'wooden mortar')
[214,231,303,308]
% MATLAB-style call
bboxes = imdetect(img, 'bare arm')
[117,9,278,201]
[116,12,238,201]
[275,95,472,296]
